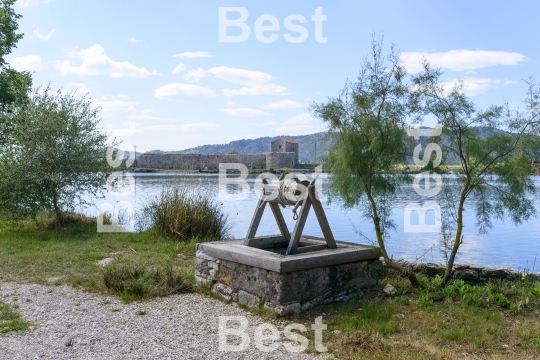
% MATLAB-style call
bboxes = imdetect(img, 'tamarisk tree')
[412,64,540,287]
[312,38,422,287]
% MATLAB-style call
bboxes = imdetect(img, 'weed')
[136,310,147,316]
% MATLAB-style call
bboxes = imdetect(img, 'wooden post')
[243,198,267,246]
[308,187,337,249]
[269,201,291,241]
[286,194,312,255]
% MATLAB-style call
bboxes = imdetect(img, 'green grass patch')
[0,301,33,335]
[0,215,199,301]
[102,263,192,303]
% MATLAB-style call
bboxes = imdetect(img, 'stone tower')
[267,138,299,168]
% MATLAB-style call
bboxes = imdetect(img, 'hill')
[146,132,334,163]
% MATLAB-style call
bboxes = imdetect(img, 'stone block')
[238,291,261,308]
[455,269,479,281]
[196,250,216,262]
[212,283,234,301]
[195,275,212,285]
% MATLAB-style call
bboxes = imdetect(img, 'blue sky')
[7,0,540,152]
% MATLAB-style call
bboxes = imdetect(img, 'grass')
[285,275,540,359]
[0,301,33,335]
[2,213,540,357]
[102,262,192,303]
[140,180,231,242]
[0,213,198,300]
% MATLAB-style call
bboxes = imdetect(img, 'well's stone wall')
[195,248,381,316]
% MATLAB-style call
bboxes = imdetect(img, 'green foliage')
[140,180,231,242]
[0,0,33,144]
[419,277,540,315]
[311,36,421,286]
[531,282,540,297]
[0,87,112,220]
[412,64,540,285]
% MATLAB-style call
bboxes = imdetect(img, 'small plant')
[137,310,147,316]
[487,293,511,308]
[463,293,485,308]
[531,282,540,297]
[510,297,530,315]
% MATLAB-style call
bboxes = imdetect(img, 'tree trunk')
[53,192,63,223]
[440,190,467,287]
[366,191,423,288]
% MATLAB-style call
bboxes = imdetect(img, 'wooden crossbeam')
[245,174,337,256]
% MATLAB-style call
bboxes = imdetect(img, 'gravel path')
[0,282,326,359]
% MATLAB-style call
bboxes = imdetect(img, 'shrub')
[140,180,231,242]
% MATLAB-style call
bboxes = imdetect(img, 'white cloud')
[92,98,139,115]
[220,108,270,117]
[207,66,287,97]
[172,63,187,74]
[56,44,160,78]
[172,51,212,59]
[504,80,518,85]
[33,27,54,41]
[155,83,216,99]
[248,121,277,126]
[11,55,42,71]
[442,77,500,96]
[128,37,139,43]
[183,68,206,83]
[110,122,220,137]
[18,0,52,8]
[275,113,318,134]
[65,82,91,94]
[93,96,173,121]
[260,99,305,110]
[401,50,527,73]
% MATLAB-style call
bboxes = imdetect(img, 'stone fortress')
[136,138,299,171]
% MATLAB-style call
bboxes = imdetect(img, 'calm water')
[87,173,540,271]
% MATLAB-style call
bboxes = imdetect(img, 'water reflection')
[85,173,540,271]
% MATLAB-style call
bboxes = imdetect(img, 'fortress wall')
[137,153,267,171]
[266,152,297,169]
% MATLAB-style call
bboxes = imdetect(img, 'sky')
[7,0,540,152]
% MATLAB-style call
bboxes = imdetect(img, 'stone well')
[195,236,381,316]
